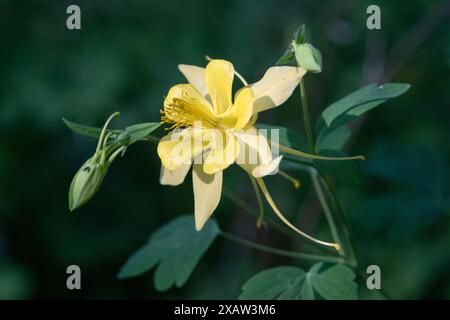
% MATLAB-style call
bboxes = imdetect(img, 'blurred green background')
[1,0,449,299]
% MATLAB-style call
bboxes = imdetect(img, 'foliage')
[239,263,357,300]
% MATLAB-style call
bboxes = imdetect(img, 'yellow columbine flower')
[157,59,306,231]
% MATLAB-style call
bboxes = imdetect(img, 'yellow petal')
[219,87,254,130]
[178,64,207,97]
[203,129,240,174]
[205,59,234,115]
[250,66,306,113]
[159,164,191,186]
[157,127,210,171]
[192,164,223,230]
[235,127,281,177]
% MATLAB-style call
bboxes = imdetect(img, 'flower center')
[161,92,218,130]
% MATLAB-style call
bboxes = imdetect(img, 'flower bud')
[68,157,109,211]
[294,43,322,73]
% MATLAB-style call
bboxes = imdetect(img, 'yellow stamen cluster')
[161,92,217,131]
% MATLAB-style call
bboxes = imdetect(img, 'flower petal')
[250,66,306,113]
[219,87,254,130]
[205,59,234,115]
[203,129,240,174]
[157,127,211,171]
[159,164,191,186]
[235,127,281,177]
[192,164,223,230]
[178,64,207,97]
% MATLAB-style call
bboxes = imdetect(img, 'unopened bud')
[68,157,108,211]
[294,43,322,73]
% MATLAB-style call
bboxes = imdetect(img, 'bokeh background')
[1,0,449,299]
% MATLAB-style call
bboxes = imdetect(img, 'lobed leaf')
[118,215,219,291]
[239,263,357,300]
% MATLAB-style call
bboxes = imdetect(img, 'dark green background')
[1,0,449,299]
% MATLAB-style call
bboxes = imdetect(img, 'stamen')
[275,143,366,161]
[161,92,217,131]
[278,170,301,189]
[256,177,340,251]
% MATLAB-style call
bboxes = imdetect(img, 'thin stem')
[310,169,344,256]
[278,170,301,189]
[223,187,337,256]
[299,80,315,153]
[220,231,346,264]
[320,174,359,267]
[96,112,120,153]
[222,187,290,237]
[140,135,161,144]
[256,177,340,251]
[248,175,265,228]
[276,143,365,161]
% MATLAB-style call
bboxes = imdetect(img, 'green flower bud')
[68,156,109,211]
[294,43,323,73]
[117,132,131,145]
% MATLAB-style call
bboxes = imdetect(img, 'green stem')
[283,156,358,266]
[310,170,344,256]
[220,231,346,264]
[223,187,337,256]
[248,175,265,227]
[299,80,315,153]
[320,174,359,267]
[222,187,290,237]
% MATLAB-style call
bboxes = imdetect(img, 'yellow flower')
[157,59,306,230]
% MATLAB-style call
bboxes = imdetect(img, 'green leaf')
[316,125,352,151]
[313,149,360,184]
[63,118,121,139]
[63,118,160,144]
[293,24,306,45]
[276,49,296,66]
[255,123,308,151]
[276,25,306,66]
[118,215,220,291]
[125,122,161,142]
[316,83,410,144]
[239,263,357,300]
[309,263,358,300]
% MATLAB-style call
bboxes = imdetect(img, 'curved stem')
[276,143,365,161]
[256,177,340,251]
[310,169,344,256]
[96,112,120,153]
[220,231,346,264]
[320,174,359,267]
[299,80,315,153]
[222,187,290,237]
[223,187,337,256]
[278,170,301,189]
[248,175,265,228]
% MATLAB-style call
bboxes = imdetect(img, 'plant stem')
[299,80,315,153]
[220,231,346,264]
[222,187,336,256]
[320,174,359,267]
[222,187,290,237]
[248,175,265,227]
[310,169,344,256]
